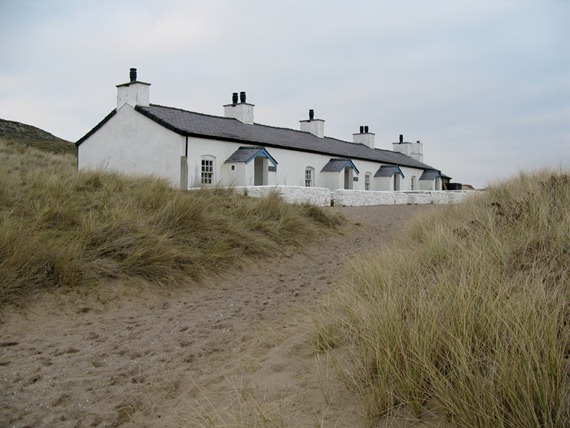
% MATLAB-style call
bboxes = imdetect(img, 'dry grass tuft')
[312,170,570,427]
[0,139,342,307]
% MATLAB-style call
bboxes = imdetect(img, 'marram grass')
[313,170,569,427]
[0,139,342,306]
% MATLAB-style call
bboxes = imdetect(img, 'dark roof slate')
[419,170,442,181]
[133,104,438,170]
[321,158,360,174]
[224,146,278,166]
[374,165,404,178]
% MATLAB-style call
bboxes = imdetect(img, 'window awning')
[224,146,278,167]
[321,158,360,174]
[374,165,405,178]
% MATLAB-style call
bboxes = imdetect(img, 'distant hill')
[0,118,76,156]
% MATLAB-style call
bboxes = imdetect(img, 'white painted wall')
[231,185,332,206]
[78,105,183,186]
[333,190,475,206]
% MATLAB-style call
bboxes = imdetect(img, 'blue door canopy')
[321,158,360,174]
[224,146,278,167]
[374,165,405,178]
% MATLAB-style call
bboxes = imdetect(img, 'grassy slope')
[0,139,342,307]
[0,118,76,156]
[313,170,569,427]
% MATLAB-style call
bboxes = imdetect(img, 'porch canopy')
[224,146,278,166]
[321,158,360,174]
[374,165,405,178]
[419,169,442,181]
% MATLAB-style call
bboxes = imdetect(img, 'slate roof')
[77,103,439,172]
[321,158,360,174]
[225,146,278,166]
[374,165,405,178]
[419,170,442,180]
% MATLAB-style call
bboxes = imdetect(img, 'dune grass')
[0,139,342,307]
[312,170,569,427]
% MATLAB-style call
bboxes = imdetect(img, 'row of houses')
[76,69,450,192]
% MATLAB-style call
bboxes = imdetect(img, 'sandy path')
[1,205,437,427]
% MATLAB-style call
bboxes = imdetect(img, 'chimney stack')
[116,68,150,109]
[392,134,424,162]
[353,125,375,148]
[300,109,325,138]
[224,91,254,124]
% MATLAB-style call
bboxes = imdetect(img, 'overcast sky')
[1,0,568,187]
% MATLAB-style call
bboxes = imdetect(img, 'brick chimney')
[299,109,325,138]
[352,125,375,148]
[116,68,150,109]
[224,91,254,124]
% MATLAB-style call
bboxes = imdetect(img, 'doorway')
[254,157,268,186]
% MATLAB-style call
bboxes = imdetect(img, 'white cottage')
[77,69,446,192]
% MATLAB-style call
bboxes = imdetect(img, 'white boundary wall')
[332,189,474,206]
[190,186,476,206]
[234,185,332,206]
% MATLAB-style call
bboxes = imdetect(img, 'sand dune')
[1,205,436,427]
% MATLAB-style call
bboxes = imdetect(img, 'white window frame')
[365,173,371,191]
[411,175,416,191]
[305,167,314,187]
[201,156,215,185]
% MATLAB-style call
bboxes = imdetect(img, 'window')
[305,167,314,187]
[365,173,371,190]
[411,176,416,191]
[201,157,214,185]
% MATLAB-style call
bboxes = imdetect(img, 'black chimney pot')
[364,126,369,133]
[232,92,239,104]
[309,109,314,120]
[359,126,364,134]
[399,134,404,143]
[240,91,246,103]
[129,68,137,83]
